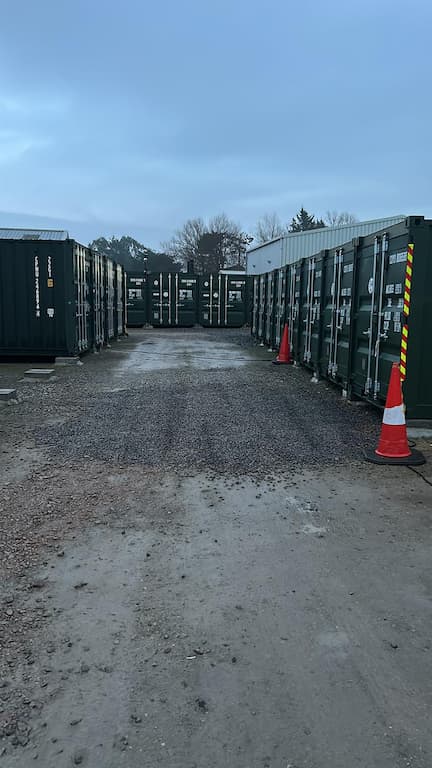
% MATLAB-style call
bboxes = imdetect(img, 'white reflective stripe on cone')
[382,404,405,426]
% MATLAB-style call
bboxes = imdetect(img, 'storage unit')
[264,271,277,347]
[114,263,126,337]
[199,273,250,327]
[251,275,260,338]
[0,231,126,359]
[274,267,288,351]
[149,273,198,327]
[251,216,432,421]
[246,215,406,274]
[126,272,149,327]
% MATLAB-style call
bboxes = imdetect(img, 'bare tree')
[163,213,251,273]
[162,218,206,268]
[254,213,285,244]
[325,210,359,227]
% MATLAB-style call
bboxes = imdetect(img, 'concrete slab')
[407,426,432,440]
[55,357,83,366]
[24,369,55,379]
[0,388,17,401]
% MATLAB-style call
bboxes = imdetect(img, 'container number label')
[47,308,55,318]
[47,278,54,288]
[385,284,395,294]
[395,283,403,294]
[34,256,41,318]
[389,251,407,264]
[343,263,354,273]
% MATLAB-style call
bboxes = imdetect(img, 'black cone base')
[364,448,426,466]
[272,360,292,365]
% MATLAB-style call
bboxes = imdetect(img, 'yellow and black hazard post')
[400,243,413,381]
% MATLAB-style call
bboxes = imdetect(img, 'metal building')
[246,216,406,274]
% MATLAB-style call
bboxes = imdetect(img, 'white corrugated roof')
[0,227,69,241]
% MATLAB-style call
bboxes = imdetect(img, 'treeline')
[90,208,357,274]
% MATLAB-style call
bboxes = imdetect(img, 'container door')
[300,256,324,369]
[274,267,287,349]
[199,274,221,326]
[351,232,407,402]
[288,262,302,361]
[251,276,260,337]
[258,274,266,342]
[74,243,91,352]
[115,265,124,336]
[176,274,198,326]
[150,273,172,326]
[94,252,105,346]
[224,275,247,327]
[126,273,148,326]
[320,246,354,384]
[104,259,115,341]
[264,272,275,346]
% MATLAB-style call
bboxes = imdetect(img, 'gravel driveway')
[1,329,431,767]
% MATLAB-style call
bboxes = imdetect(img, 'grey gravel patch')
[34,334,380,474]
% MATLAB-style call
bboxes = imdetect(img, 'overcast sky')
[0,0,431,247]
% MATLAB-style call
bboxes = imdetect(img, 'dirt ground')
[0,328,431,768]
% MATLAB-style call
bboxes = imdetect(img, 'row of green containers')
[251,216,432,421]
[0,235,126,359]
[127,271,252,328]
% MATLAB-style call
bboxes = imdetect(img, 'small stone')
[73,749,85,764]
[73,582,88,590]
[57,551,65,558]
[131,714,142,723]
[390,642,399,649]
[231,656,237,663]
[5,608,13,617]
[80,663,90,674]
[195,698,208,712]
[70,718,82,726]
[163,648,171,654]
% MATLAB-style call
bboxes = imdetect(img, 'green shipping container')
[0,234,124,358]
[250,216,432,421]
[126,272,149,327]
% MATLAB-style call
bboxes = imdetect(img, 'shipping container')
[149,273,198,327]
[114,262,126,338]
[246,215,406,274]
[251,216,432,421]
[251,275,260,338]
[0,232,126,359]
[199,273,250,327]
[126,272,149,327]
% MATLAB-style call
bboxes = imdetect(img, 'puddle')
[115,337,250,372]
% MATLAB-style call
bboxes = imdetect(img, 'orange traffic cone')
[272,323,291,365]
[365,363,425,465]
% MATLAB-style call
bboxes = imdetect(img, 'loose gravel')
[28,331,380,474]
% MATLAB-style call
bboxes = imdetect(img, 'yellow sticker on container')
[47,278,54,288]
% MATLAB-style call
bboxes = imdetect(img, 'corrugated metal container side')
[0,228,69,241]
[126,272,149,327]
[249,216,432,421]
[0,237,126,358]
[0,239,84,357]
[246,216,406,274]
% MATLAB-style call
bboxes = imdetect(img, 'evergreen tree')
[90,236,181,272]
[288,208,326,232]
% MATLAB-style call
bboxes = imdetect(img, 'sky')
[0,0,431,248]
